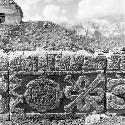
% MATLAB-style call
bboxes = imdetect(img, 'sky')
[15,0,125,24]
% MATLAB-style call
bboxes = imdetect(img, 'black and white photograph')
[0,0,124,124]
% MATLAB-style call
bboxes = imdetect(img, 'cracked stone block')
[9,51,106,123]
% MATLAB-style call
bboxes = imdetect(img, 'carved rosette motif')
[24,77,63,112]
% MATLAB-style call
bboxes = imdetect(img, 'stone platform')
[0,49,125,124]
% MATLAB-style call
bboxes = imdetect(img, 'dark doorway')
[0,13,5,23]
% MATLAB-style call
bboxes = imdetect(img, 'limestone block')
[107,51,125,72]
[106,51,125,114]
[9,50,106,123]
[9,50,107,74]
[0,51,9,122]
[106,72,125,114]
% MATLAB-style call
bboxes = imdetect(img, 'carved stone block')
[107,51,125,72]
[106,72,125,114]
[9,51,38,74]
[0,52,9,122]
[0,52,8,71]
[63,73,105,114]
[0,72,9,122]
[9,73,105,122]
[9,50,106,123]
[9,50,107,74]
[120,52,125,71]
[106,51,125,114]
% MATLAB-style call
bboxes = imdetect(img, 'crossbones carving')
[64,74,105,113]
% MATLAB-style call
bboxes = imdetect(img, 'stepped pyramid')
[0,0,23,25]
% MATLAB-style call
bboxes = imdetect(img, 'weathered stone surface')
[106,51,125,114]
[9,73,105,114]
[0,51,8,71]
[9,50,107,73]
[0,1,124,124]
[0,52,9,122]
[24,76,62,113]
[63,73,105,114]
[8,50,106,123]
[106,72,125,113]
[8,49,125,123]
[9,51,38,73]
[107,51,125,72]
[0,72,9,121]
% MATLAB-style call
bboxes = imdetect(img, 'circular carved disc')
[24,77,62,112]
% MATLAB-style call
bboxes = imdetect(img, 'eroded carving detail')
[0,72,8,113]
[63,74,105,113]
[9,74,24,113]
[107,53,121,70]
[10,55,38,72]
[120,53,125,70]
[20,56,38,72]
[107,74,125,110]
[24,76,63,112]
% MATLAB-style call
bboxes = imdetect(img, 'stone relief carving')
[24,76,63,112]
[9,74,23,113]
[1,49,125,122]
[107,74,125,110]
[0,72,8,113]
[107,53,121,70]
[64,74,105,113]
[120,53,125,70]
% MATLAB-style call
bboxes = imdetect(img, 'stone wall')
[0,1,23,25]
[0,50,125,124]
[0,4,17,14]
[5,13,22,24]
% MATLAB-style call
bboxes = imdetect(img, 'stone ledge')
[1,114,125,125]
